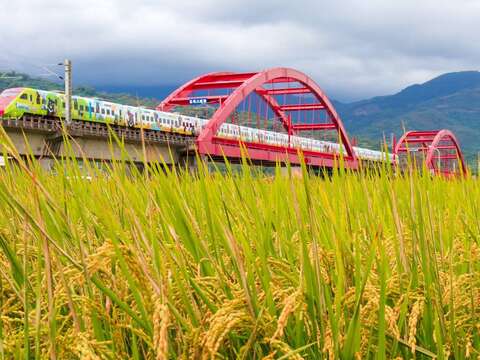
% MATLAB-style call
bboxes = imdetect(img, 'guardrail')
[0,116,196,147]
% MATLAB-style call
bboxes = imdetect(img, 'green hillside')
[335,71,480,163]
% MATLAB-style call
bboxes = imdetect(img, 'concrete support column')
[37,158,55,171]
[179,152,207,174]
[279,166,303,178]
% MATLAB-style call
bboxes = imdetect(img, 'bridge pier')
[178,149,207,174]
[48,136,179,164]
[37,158,55,171]
[279,166,303,178]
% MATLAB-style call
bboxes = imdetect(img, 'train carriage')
[0,87,392,164]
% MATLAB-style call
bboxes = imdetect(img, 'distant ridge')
[369,71,480,107]
[96,84,179,101]
[335,70,480,163]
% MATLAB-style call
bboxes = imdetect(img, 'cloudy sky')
[0,0,479,101]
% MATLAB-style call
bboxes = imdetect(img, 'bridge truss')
[394,130,467,177]
[158,67,358,168]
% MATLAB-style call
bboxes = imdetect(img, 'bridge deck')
[0,116,195,147]
[0,115,388,170]
[0,116,197,166]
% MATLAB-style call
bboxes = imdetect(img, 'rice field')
[0,144,479,359]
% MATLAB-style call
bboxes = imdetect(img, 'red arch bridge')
[157,67,467,176]
[158,67,359,169]
[394,130,467,177]
[0,67,467,176]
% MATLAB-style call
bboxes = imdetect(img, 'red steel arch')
[394,129,467,176]
[158,68,358,169]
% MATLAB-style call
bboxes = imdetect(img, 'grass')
[0,135,478,359]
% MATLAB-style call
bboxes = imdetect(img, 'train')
[0,87,393,163]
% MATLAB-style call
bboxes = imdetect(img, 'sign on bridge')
[189,98,208,105]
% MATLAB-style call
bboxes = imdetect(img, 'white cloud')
[0,0,479,100]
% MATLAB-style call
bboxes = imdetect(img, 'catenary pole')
[64,59,72,125]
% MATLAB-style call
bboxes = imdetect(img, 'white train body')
[167,113,393,163]
[78,101,392,163]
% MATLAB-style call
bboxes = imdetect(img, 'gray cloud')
[0,0,478,101]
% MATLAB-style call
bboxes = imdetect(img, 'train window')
[73,102,78,110]
[107,109,110,115]
[101,109,105,114]
[79,105,84,111]
[96,104,100,113]
[36,96,40,105]
[20,94,28,100]
[29,95,33,102]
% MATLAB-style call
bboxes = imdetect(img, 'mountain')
[335,71,480,163]
[96,85,179,100]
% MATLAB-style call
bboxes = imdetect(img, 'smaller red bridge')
[158,68,358,169]
[394,130,467,177]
